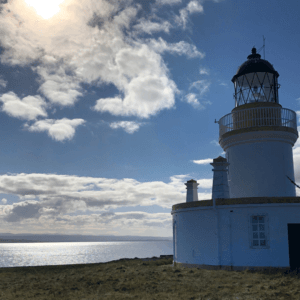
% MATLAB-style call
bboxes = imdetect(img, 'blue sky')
[0,0,300,237]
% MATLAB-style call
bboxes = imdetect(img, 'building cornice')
[172,197,300,211]
[232,102,282,112]
[219,126,298,150]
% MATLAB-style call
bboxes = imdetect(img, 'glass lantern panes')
[251,216,266,247]
[234,72,278,106]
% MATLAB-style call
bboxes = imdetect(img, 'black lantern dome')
[232,47,280,107]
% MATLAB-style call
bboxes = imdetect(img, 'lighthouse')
[220,47,298,198]
[171,48,300,272]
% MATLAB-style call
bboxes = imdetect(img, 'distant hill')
[0,233,173,243]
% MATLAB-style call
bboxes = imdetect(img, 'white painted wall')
[172,203,300,268]
[220,130,298,198]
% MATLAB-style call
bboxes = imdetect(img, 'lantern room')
[232,47,280,107]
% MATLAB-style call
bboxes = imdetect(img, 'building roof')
[231,47,279,82]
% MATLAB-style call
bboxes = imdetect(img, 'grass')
[1,257,300,299]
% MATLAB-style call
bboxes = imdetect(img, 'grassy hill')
[0,257,300,299]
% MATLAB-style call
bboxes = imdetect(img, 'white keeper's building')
[171,48,300,272]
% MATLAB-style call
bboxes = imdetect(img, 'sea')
[0,241,173,268]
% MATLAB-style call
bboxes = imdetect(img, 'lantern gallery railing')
[218,107,298,138]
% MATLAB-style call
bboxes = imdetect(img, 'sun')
[24,0,65,19]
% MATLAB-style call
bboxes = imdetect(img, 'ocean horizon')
[0,240,173,268]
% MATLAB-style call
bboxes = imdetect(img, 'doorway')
[288,224,300,272]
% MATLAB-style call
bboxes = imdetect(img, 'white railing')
[218,107,298,138]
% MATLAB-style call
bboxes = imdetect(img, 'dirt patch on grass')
[0,258,300,299]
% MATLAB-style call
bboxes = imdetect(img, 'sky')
[0,0,300,237]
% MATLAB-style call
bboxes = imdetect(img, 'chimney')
[185,179,199,203]
[210,156,230,206]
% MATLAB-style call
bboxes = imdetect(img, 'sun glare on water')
[24,0,65,19]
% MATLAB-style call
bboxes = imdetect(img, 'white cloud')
[184,80,211,109]
[187,1,204,13]
[1,198,7,204]
[0,0,221,120]
[176,0,204,28]
[0,0,178,118]
[197,179,213,189]
[0,172,212,234]
[156,0,182,5]
[148,37,205,58]
[210,140,219,146]
[0,77,7,88]
[200,67,209,75]
[184,93,204,109]
[189,80,210,96]
[193,158,213,165]
[0,92,48,120]
[133,19,172,34]
[93,74,177,118]
[24,118,85,141]
[0,173,209,215]
[109,121,144,134]
[219,82,228,86]
[36,66,83,106]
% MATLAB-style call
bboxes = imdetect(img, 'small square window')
[252,217,258,223]
[260,232,265,239]
[260,240,266,246]
[253,232,258,239]
[253,240,259,246]
[259,224,265,231]
[252,225,258,231]
[258,216,264,223]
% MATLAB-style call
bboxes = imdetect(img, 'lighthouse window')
[250,215,267,248]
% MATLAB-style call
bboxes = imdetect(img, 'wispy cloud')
[193,158,213,165]
[219,82,228,87]
[0,77,7,89]
[184,79,211,109]
[189,80,210,96]
[148,37,205,58]
[133,19,172,35]
[200,67,209,75]
[184,93,204,109]
[156,0,182,5]
[210,140,219,146]
[109,121,145,134]
[176,0,204,28]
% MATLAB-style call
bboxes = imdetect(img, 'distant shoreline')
[0,238,172,243]
[0,239,42,243]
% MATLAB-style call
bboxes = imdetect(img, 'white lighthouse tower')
[172,48,300,273]
[220,47,298,198]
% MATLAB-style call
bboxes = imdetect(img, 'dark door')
[288,224,300,272]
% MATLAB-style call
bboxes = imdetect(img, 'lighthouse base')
[172,198,300,273]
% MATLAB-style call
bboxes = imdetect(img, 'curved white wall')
[172,203,300,269]
[220,130,297,198]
